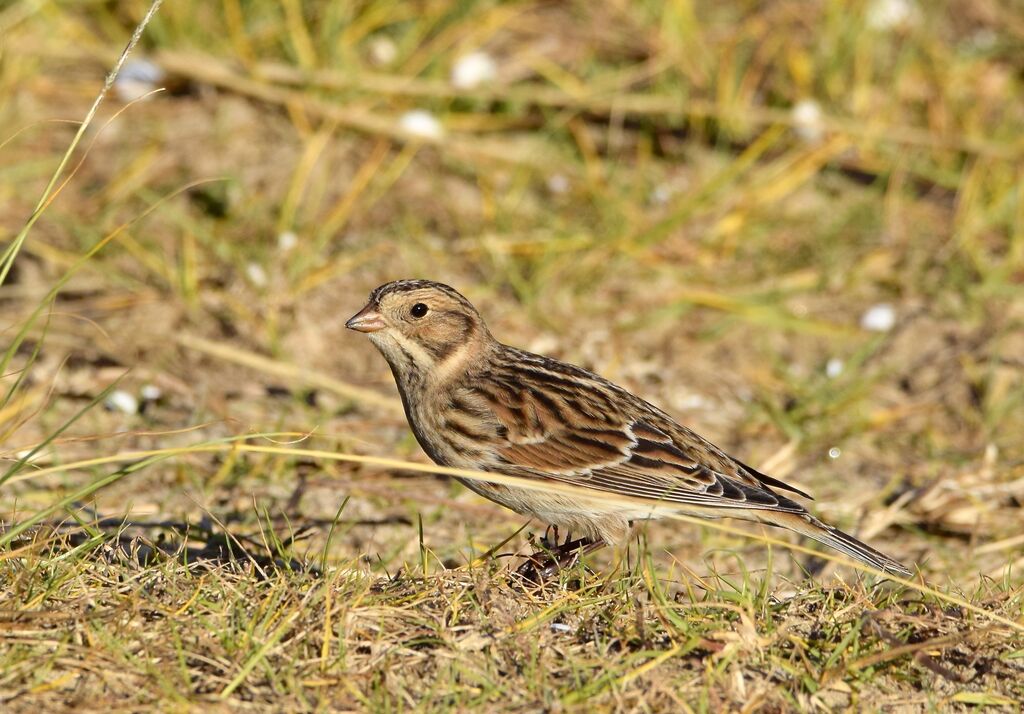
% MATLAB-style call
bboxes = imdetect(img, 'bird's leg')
[551,537,604,570]
[514,535,605,584]
[539,524,559,551]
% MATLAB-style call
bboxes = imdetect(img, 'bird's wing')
[477,375,807,513]
[469,375,913,576]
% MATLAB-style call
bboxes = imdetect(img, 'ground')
[1,1,1023,711]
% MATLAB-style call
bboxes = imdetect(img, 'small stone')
[140,384,162,401]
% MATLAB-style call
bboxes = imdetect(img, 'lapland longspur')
[347,279,911,579]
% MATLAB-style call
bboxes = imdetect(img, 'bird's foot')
[513,535,604,585]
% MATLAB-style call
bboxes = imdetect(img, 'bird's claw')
[512,536,601,585]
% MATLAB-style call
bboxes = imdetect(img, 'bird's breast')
[404,392,496,469]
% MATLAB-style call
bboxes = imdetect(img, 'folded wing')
[495,412,808,514]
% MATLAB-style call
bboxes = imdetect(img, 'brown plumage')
[346,279,911,577]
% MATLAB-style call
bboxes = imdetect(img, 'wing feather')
[485,384,806,513]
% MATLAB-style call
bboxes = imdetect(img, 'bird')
[346,279,912,579]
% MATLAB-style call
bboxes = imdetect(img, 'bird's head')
[346,279,492,385]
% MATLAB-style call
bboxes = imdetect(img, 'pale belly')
[454,476,658,546]
[408,405,647,544]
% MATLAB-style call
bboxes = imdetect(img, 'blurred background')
[2,0,1023,708]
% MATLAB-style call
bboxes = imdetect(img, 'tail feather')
[765,512,912,577]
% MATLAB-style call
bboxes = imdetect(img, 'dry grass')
[2,0,1024,710]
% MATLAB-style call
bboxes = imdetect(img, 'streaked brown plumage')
[347,279,911,577]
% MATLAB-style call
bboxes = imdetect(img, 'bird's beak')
[345,304,386,333]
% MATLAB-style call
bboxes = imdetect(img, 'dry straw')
[6,432,1023,635]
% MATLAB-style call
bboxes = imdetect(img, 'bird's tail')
[764,511,912,577]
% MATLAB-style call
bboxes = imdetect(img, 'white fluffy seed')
[277,231,298,252]
[825,358,844,379]
[114,58,165,102]
[650,184,674,205]
[368,36,398,66]
[792,99,825,143]
[16,449,44,464]
[674,393,711,411]
[451,51,497,89]
[399,110,445,141]
[546,174,570,194]
[860,303,896,332]
[866,0,920,30]
[245,262,268,287]
[105,390,139,415]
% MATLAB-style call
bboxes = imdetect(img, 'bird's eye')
[410,303,429,318]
